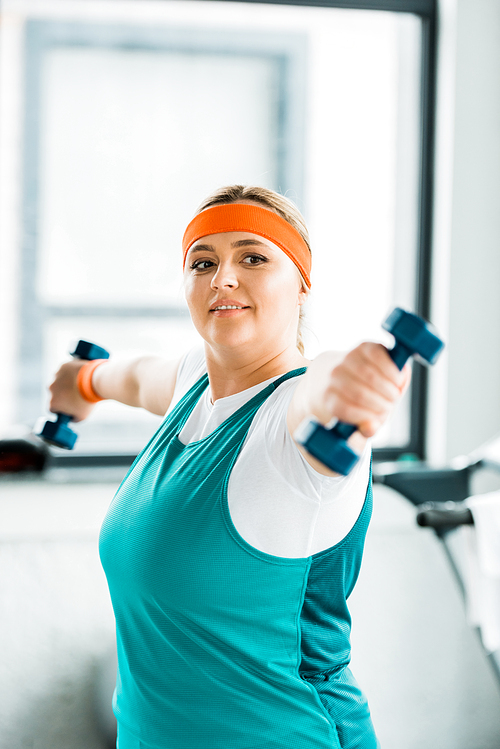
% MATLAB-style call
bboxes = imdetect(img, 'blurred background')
[1,0,500,747]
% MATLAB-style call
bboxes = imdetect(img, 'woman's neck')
[204,343,309,403]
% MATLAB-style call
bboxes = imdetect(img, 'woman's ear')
[298,283,309,306]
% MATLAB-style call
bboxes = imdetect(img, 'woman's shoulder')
[248,371,303,440]
[265,370,305,413]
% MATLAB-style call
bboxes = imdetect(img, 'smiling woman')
[42,183,412,748]
[189,185,313,356]
[182,202,310,397]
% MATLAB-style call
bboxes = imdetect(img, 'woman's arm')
[48,355,183,422]
[287,344,411,477]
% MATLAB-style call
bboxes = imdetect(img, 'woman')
[49,185,410,749]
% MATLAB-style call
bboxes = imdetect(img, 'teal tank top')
[99,368,379,749]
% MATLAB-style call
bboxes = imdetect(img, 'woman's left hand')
[288,344,411,475]
[304,343,411,437]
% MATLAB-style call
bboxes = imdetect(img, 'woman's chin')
[204,329,258,350]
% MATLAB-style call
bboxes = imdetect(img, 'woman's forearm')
[48,354,182,422]
[91,358,142,407]
[92,355,182,416]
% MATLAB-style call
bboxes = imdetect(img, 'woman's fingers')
[347,343,407,391]
[330,363,395,411]
[320,343,412,436]
[47,360,95,422]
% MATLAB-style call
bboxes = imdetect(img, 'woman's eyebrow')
[189,239,269,254]
[189,244,217,254]
[230,239,269,249]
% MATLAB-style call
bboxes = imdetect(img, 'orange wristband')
[76,359,107,403]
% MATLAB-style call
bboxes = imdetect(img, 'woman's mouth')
[210,305,249,316]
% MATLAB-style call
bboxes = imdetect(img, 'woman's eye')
[243,254,267,265]
[190,259,215,271]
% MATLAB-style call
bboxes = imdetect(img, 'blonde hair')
[196,185,311,355]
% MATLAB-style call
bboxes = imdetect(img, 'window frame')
[20,0,437,468]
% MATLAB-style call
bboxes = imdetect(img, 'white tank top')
[165,347,371,558]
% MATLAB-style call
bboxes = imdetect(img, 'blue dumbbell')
[36,340,110,450]
[294,308,444,475]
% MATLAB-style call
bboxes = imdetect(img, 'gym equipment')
[294,308,444,475]
[416,501,474,530]
[35,340,110,450]
[0,435,49,473]
[374,432,500,688]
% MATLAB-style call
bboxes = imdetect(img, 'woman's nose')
[210,263,239,290]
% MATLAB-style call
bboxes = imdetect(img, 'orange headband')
[182,203,312,289]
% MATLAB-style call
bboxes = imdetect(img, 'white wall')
[0,478,118,749]
[429,0,500,463]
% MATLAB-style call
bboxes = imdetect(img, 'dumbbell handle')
[36,340,110,449]
[329,341,411,443]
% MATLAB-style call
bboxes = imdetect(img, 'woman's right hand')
[48,359,97,423]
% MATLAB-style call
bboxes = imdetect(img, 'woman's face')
[183,226,308,355]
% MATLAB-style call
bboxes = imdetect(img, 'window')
[0,0,436,464]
